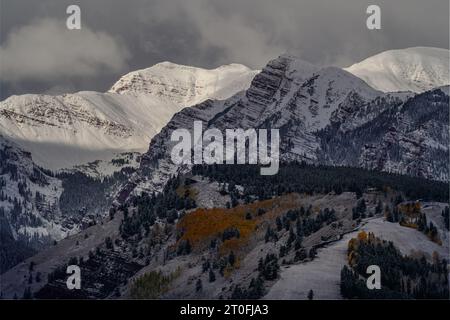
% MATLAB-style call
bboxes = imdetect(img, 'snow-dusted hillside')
[0,92,180,172]
[265,208,449,300]
[0,136,67,245]
[116,55,365,196]
[110,62,259,106]
[119,53,448,202]
[345,47,450,93]
[0,62,258,270]
[0,63,257,174]
[0,134,138,272]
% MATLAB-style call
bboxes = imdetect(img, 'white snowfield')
[110,61,259,106]
[0,92,178,171]
[345,47,450,93]
[0,62,258,173]
[265,205,449,300]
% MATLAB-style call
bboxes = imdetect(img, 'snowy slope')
[0,63,257,173]
[0,92,180,171]
[110,62,259,106]
[120,54,391,198]
[0,136,67,243]
[0,62,258,269]
[265,213,449,300]
[345,47,450,93]
[0,133,139,272]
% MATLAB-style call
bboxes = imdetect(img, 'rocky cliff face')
[120,55,448,203]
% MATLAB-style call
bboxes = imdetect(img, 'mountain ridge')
[1,48,449,299]
[116,53,448,205]
[0,48,448,278]
[0,63,258,174]
[345,47,449,93]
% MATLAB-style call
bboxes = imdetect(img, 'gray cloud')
[0,0,448,99]
[0,18,129,83]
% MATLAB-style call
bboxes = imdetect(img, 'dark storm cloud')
[0,0,448,100]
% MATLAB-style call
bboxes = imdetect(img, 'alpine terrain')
[0,62,258,272]
[0,47,449,301]
[0,62,258,174]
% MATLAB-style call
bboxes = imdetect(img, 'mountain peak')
[345,47,449,93]
[271,53,318,74]
[0,62,258,172]
[151,61,252,72]
[109,61,258,105]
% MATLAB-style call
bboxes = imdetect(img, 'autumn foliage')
[176,194,302,254]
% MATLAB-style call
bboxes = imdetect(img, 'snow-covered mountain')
[1,49,449,275]
[0,62,258,174]
[345,47,449,93]
[0,92,180,173]
[319,87,449,181]
[117,53,448,203]
[0,62,258,270]
[110,62,259,106]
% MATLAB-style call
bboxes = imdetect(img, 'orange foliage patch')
[176,193,303,254]
[399,202,421,215]
[220,238,243,256]
[357,231,368,242]
[177,207,256,248]
[398,202,422,228]
[347,232,379,266]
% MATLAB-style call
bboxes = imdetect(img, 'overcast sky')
[0,0,448,100]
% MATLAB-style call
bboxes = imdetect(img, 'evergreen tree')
[22,287,32,299]
[375,200,383,214]
[105,237,113,249]
[442,207,449,230]
[309,247,317,260]
[279,245,286,258]
[260,253,279,281]
[247,276,265,299]
[228,251,236,266]
[195,279,203,292]
[275,217,282,231]
[209,269,216,282]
